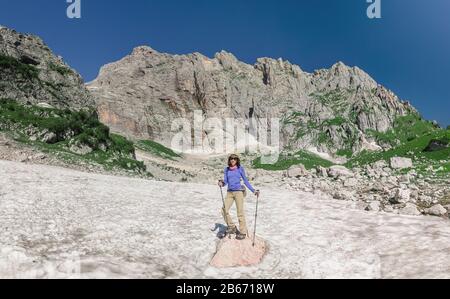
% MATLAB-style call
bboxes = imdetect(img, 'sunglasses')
[229,158,238,161]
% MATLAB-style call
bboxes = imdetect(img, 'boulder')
[391,188,411,204]
[316,166,328,178]
[398,174,410,184]
[286,164,307,178]
[410,189,419,201]
[424,204,447,216]
[343,178,358,187]
[33,153,47,160]
[372,160,388,170]
[18,155,28,163]
[69,144,93,155]
[36,102,54,109]
[210,236,266,268]
[317,180,332,192]
[365,201,381,212]
[41,132,58,144]
[328,166,353,179]
[398,203,421,216]
[418,195,433,205]
[333,190,356,201]
[390,157,413,170]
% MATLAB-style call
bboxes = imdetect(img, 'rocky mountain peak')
[131,45,160,57]
[214,50,240,70]
[311,61,378,91]
[215,50,237,60]
[331,61,348,71]
[87,45,416,157]
[0,26,94,109]
[255,57,305,86]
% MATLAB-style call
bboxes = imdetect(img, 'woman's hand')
[218,180,225,187]
[254,190,260,197]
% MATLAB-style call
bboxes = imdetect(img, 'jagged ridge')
[87,45,417,158]
[0,26,94,109]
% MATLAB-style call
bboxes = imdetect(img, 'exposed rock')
[253,169,283,184]
[365,201,381,212]
[424,205,447,216]
[398,203,421,216]
[372,160,388,170]
[87,44,415,153]
[328,166,353,179]
[18,155,28,163]
[210,236,266,268]
[40,132,57,144]
[398,174,410,184]
[0,26,94,109]
[333,190,356,201]
[286,164,307,178]
[36,102,54,109]
[410,189,419,201]
[33,153,47,160]
[418,195,433,205]
[391,188,411,204]
[316,166,328,178]
[343,178,358,187]
[69,144,93,155]
[383,176,398,186]
[317,180,332,192]
[390,157,413,170]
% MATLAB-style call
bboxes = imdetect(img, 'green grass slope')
[0,98,148,174]
[135,140,181,160]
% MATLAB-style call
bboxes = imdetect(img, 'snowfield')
[0,160,449,279]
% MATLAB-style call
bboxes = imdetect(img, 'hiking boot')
[226,226,237,235]
[236,233,247,240]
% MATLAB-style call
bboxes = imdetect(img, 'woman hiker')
[218,154,260,240]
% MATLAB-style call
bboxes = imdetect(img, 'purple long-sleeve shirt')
[223,166,255,193]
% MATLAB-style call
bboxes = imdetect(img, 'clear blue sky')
[0,0,449,126]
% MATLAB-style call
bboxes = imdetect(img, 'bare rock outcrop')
[0,26,94,109]
[87,46,416,154]
[210,236,267,268]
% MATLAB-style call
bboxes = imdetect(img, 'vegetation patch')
[0,54,40,80]
[135,139,181,160]
[48,62,74,76]
[0,98,148,174]
[366,114,438,147]
[336,149,353,158]
[310,89,354,115]
[347,126,449,176]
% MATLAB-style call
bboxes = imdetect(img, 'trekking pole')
[252,191,260,247]
[219,183,226,215]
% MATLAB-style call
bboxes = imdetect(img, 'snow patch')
[1,160,450,278]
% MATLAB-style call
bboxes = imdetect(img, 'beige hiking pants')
[222,191,248,235]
